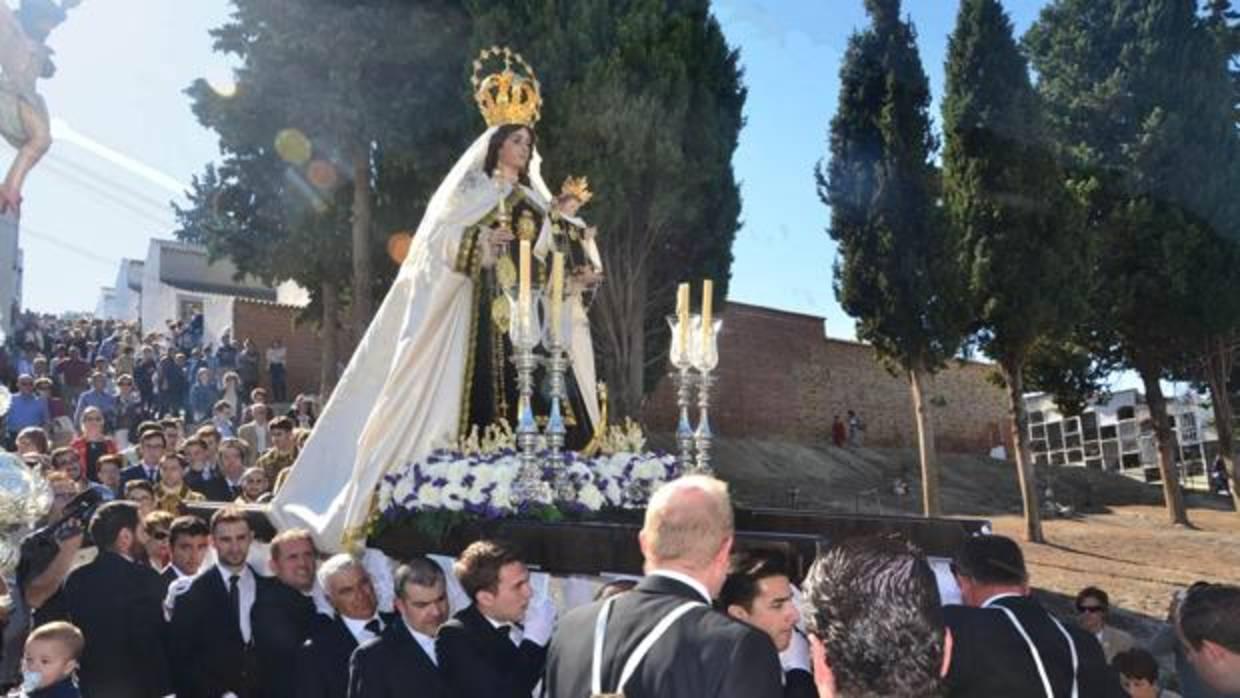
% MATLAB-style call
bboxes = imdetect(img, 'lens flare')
[307,160,339,191]
[275,129,313,165]
[387,232,413,264]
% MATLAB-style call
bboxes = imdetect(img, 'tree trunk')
[1203,336,1238,511]
[350,141,373,342]
[1139,366,1191,526]
[1002,360,1044,543]
[908,361,941,517]
[320,279,341,399]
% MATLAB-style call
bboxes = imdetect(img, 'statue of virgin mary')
[272,48,600,551]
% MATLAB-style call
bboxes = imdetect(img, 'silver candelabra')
[666,314,722,476]
[507,288,550,505]
[543,301,574,501]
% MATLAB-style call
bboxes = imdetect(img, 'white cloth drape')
[273,129,529,551]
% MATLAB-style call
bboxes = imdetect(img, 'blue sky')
[16,0,1050,343]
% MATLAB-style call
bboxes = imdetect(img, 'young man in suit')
[168,506,267,698]
[198,438,249,502]
[297,554,395,698]
[159,515,210,592]
[800,537,950,698]
[1177,583,1240,695]
[718,550,816,698]
[252,528,324,698]
[543,475,784,698]
[436,540,555,698]
[348,556,451,698]
[63,500,174,698]
[118,428,165,488]
[944,535,1125,698]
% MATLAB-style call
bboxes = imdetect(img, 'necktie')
[229,574,241,630]
[364,619,382,636]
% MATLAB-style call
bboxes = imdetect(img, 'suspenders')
[589,596,706,698]
[985,600,1079,698]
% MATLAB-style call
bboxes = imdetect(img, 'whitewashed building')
[0,214,22,337]
[1024,389,1218,481]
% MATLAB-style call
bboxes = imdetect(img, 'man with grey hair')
[543,474,784,697]
[296,554,395,698]
[348,556,450,698]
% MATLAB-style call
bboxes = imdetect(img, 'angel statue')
[0,0,80,216]
[273,47,602,550]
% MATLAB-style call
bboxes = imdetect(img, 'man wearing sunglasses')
[1074,586,1134,663]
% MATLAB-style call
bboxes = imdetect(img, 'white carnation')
[634,458,664,480]
[416,483,443,509]
[577,483,605,512]
[392,477,414,504]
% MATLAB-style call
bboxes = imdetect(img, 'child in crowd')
[1113,648,1181,698]
[19,621,83,697]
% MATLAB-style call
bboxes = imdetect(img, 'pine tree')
[943,0,1080,542]
[1027,0,1240,525]
[818,0,966,517]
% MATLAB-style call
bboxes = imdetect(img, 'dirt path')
[985,505,1240,637]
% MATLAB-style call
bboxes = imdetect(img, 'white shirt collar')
[342,614,383,644]
[217,562,252,584]
[980,592,1025,608]
[648,569,712,604]
[404,619,438,665]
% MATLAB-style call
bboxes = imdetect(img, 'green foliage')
[175,0,475,319]
[467,0,746,413]
[1025,0,1240,377]
[817,0,964,374]
[943,0,1079,368]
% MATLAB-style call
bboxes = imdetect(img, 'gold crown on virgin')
[471,46,542,128]
[560,176,593,204]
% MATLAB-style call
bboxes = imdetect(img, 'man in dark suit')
[800,536,950,698]
[297,554,396,698]
[945,534,1125,698]
[252,528,325,698]
[119,428,164,488]
[168,506,266,698]
[160,515,209,592]
[63,500,173,698]
[437,540,555,698]
[543,475,784,698]
[348,556,451,698]
[198,437,249,502]
[718,550,816,698]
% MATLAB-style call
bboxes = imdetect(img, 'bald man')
[543,475,784,698]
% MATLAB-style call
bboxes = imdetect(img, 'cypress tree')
[943,0,1079,543]
[818,0,966,517]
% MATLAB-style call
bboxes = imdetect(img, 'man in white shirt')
[297,555,395,698]
[167,506,264,698]
[348,556,451,698]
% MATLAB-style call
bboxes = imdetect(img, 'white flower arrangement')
[376,445,679,525]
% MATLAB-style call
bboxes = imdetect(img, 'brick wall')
[232,299,323,400]
[642,303,1010,453]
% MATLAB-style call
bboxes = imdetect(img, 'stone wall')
[642,303,1010,453]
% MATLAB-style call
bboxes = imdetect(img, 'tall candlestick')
[549,251,565,338]
[700,279,714,346]
[676,282,690,358]
[519,239,532,327]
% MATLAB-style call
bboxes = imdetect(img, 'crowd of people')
[2,313,1239,698]
[0,470,1233,697]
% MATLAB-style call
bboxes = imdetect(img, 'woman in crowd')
[288,393,317,430]
[69,405,115,482]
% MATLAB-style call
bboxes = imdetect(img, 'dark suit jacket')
[543,574,784,698]
[944,597,1126,698]
[199,476,241,502]
[298,612,397,698]
[785,668,817,698]
[168,564,268,698]
[437,604,546,698]
[63,550,173,698]
[118,462,160,488]
[348,621,449,698]
[252,579,324,698]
